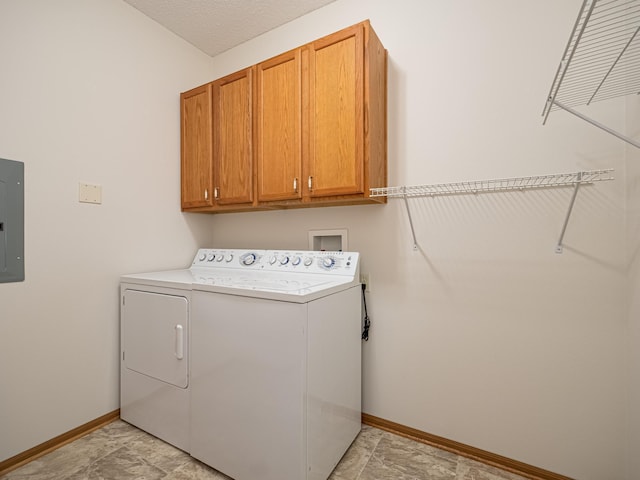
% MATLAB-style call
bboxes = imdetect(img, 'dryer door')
[122,289,188,388]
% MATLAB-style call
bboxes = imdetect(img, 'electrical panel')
[0,158,24,283]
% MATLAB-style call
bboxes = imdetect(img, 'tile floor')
[0,420,530,480]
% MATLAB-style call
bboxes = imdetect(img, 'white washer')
[120,249,362,480]
[189,249,361,480]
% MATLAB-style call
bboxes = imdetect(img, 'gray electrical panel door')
[0,158,25,283]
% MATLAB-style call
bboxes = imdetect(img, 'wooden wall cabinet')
[305,21,386,203]
[181,20,387,213]
[212,67,254,207]
[255,49,303,203]
[180,70,254,212]
[181,83,213,209]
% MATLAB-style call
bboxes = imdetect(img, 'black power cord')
[361,283,370,341]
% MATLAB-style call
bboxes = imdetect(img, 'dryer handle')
[175,324,184,360]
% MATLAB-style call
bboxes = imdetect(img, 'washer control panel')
[192,249,359,275]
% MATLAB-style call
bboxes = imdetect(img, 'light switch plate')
[79,183,102,204]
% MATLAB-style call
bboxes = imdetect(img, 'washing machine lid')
[190,270,357,302]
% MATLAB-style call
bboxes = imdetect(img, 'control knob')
[216,255,223,262]
[269,255,277,265]
[198,253,206,261]
[279,255,289,265]
[322,257,336,269]
[303,257,313,267]
[292,256,301,266]
[226,254,234,262]
[207,253,215,262]
[241,253,257,266]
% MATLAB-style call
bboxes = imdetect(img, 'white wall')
[626,93,640,477]
[0,1,632,478]
[207,1,629,479]
[0,0,214,462]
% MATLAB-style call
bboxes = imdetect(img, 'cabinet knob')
[293,178,298,193]
[308,176,313,191]
[204,189,209,200]
[214,187,219,199]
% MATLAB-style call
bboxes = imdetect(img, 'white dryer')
[119,269,195,452]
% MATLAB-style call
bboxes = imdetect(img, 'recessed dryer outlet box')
[308,229,348,251]
[0,158,25,283]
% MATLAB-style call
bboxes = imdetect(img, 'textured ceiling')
[123,0,337,56]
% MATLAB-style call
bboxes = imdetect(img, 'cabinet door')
[256,50,302,202]
[307,23,364,198]
[213,68,254,205]
[181,84,213,208]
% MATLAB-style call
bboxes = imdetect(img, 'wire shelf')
[371,169,614,253]
[543,0,640,119]
[369,169,614,198]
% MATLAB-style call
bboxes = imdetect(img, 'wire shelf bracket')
[401,189,420,251]
[542,0,640,149]
[369,169,615,253]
